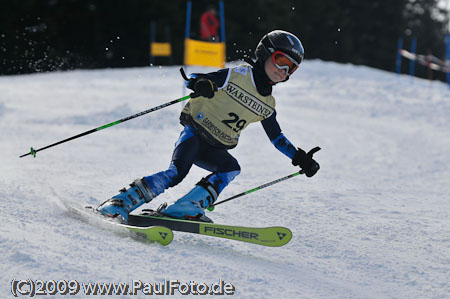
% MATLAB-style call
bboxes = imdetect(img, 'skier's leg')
[161,142,241,221]
[195,147,241,193]
[97,126,200,221]
[143,125,202,191]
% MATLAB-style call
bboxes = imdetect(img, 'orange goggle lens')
[272,51,299,75]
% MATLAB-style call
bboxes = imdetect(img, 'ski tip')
[247,226,292,247]
[252,226,292,247]
[271,226,292,247]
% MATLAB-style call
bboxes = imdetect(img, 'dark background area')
[1,0,449,81]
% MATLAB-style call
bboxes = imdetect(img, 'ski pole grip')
[306,146,321,157]
[179,67,189,81]
[179,68,199,98]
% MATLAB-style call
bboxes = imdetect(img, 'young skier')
[97,30,320,222]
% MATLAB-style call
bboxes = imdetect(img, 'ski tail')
[125,225,173,246]
[63,203,174,246]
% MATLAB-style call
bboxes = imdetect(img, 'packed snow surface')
[1,61,449,298]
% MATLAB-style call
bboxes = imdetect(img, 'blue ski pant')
[143,126,241,197]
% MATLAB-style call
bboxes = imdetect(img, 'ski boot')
[97,178,155,222]
[160,178,218,223]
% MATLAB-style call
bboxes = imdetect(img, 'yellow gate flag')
[184,38,225,67]
[151,42,172,57]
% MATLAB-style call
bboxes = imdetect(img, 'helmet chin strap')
[280,75,290,83]
[243,56,256,66]
[270,75,290,85]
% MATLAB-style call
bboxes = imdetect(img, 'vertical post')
[150,21,156,66]
[446,34,450,89]
[219,0,226,43]
[184,0,192,67]
[183,0,192,96]
[165,24,173,65]
[185,0,192,40]
[426,49,433,81]
[396,37,403,75]
[409,38,417,79]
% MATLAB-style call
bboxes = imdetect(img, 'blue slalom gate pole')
[409,38,417,79]
[184,0,192,40]
[150,21,156,66]
[219,0,226,43]
[446,34,450,89]
[182,0,192,96]
[396,37,403,75]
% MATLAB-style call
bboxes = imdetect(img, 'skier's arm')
[261,111,297,159]
[261,111,320,177]
[261,111,321,177]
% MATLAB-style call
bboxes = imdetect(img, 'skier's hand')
[192,78,218,99]
[179,68,217,99]
[292,146,321,177]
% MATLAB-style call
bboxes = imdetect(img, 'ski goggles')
[271,50,299,75]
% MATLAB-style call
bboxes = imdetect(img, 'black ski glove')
[192,78,218,99]
[292,146,321,177]
[179,67,217,99]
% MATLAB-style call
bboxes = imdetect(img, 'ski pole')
[19,95,191,158]
[207,171,303,211]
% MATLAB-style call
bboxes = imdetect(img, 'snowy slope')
[1,61,450,298]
